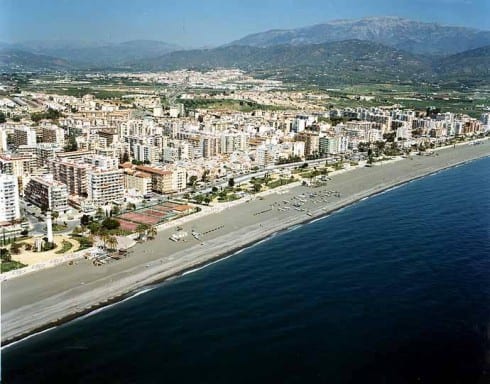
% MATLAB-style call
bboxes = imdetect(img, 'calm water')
[3,157,490,383]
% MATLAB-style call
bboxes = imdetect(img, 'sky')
[0,0,488,47]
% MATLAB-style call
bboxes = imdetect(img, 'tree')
[111,206,120,216]
[136,224,149,239]
[95,207,105,219]
[80,214,92,226]
[374,141,385,156]
[188,175,198,186]
[148,226,157,240]
[105,235,118,251]
[51,211,59,224]
[253,183,262,193]
[0,248,11,261]
[228,177,235,188]
[0,112,6,123]
[72,226,83,235]
[367,148,374,165]
[10,242,22,255]
[263,173,271,186]
[126,202,136,211]
[201,170,210,182]
[101,217,120,231]
[98,233,110,249]
[88,222,101,235]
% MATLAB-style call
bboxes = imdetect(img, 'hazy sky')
[1,0,488,47]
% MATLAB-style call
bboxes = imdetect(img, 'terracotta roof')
[135,165,172,176]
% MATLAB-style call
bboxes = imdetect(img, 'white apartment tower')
[87,169,124,206]
[0,174,20,224]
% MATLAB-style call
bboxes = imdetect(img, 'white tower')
[46,211,53,243]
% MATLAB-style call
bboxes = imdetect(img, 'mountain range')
[136,40,489,86]
[228,16,490,56]
[0,17,488,87]
[0,40,180,68]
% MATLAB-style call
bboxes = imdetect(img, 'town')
[0,69,488,272]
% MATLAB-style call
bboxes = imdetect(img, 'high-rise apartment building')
[0,174,20,224]
[24,174,69,212]
[87,169,124,205]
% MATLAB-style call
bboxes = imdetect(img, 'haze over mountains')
[1,17,489,86]
[228,16,490,55]
[0,40,181,68]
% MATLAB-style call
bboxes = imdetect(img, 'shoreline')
[2,141,489,347]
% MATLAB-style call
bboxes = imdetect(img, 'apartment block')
[124,170,152,196]
[296,132,320,156]
[0,174,20,224]
[83,154,119,170]
[41,125,65,146]
[24,174,69,212]
[87,169,124,206]
[48,159,89,197]
[135,165,187,194]
[134,143,160,163]
[13,126,37,148]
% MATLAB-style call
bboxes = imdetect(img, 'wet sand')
[2,140,489,345]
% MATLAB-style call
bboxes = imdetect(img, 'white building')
[87,169,124,206]
[0,174,20,224]
[24,174,69,212]
[84,154,119,170]
[134,143,160,163]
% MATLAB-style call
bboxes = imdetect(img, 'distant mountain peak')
[227,16,490,55]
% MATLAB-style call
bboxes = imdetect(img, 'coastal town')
[0,69,489,274]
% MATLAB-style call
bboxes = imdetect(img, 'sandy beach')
[1,140,489,345]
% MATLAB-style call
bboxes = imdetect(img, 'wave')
[76,288,154,321]
[310,216,327,224]
[1,326,57,350]
[286,224,302,233]
[182,253,235,276]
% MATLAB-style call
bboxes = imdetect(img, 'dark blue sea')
[2,157,490,383]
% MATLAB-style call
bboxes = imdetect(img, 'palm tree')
[148,226,157,240]
[136,224,149,240]
[105,235,118,251]
[99,233,109,249]
[51,211,59,224]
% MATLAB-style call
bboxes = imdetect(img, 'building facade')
[24,174,69,212]
[0,174,20,224]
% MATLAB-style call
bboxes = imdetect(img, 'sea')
[2,156,489,383]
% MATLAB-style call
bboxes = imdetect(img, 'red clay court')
[119,212,160,225]
[116,219,138,232]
